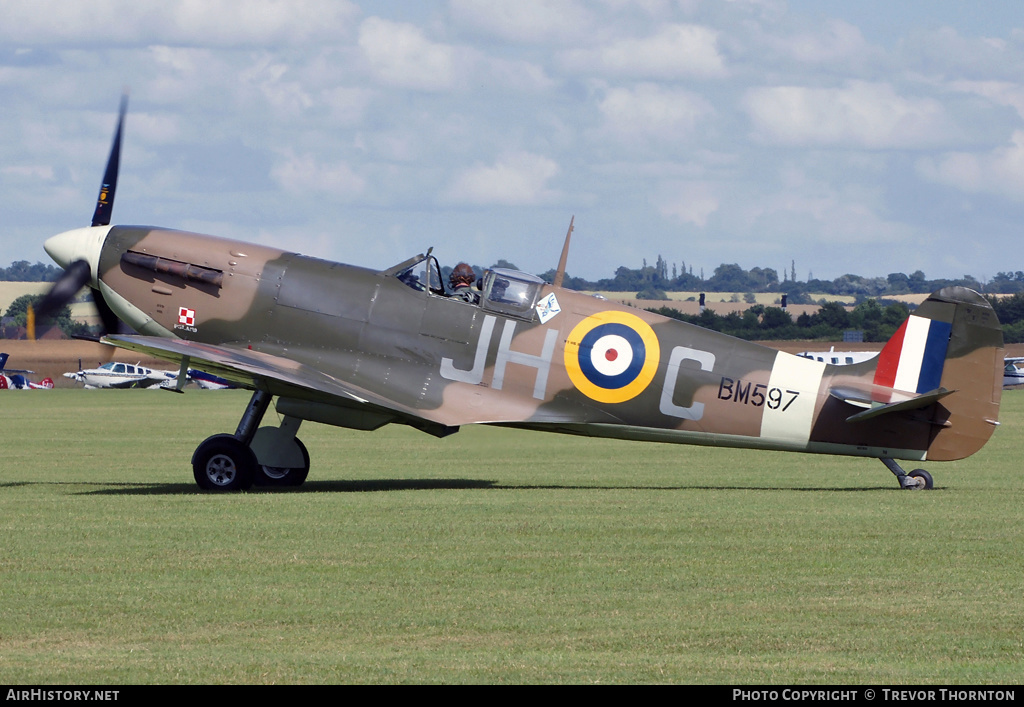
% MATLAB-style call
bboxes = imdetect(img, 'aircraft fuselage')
[50,224,1003,465]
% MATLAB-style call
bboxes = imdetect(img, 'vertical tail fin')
[878,287,1003,460]
[873,309,952,394]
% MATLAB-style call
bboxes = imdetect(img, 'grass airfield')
[1,389,1021,684]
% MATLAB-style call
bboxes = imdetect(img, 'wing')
[105,333,447,418]
[102,334,584,431]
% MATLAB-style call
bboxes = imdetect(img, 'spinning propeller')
[30,94,128,340]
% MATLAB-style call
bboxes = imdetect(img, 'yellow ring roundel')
[564,311,661,403]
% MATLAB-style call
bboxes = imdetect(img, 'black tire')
[254,437,310,488]
[907,469,934,490]
[192,434,257,491]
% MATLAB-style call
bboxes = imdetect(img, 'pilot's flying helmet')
[449,262,475,288]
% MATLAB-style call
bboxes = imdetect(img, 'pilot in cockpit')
[449,262,479,304]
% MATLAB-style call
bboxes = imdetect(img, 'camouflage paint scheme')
[44,222,1003,491]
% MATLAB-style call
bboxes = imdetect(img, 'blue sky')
[2,0,1023,283]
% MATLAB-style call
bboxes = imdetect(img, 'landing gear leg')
[235,390,272,445]
[881,458,934,490]
[191,390,271,492]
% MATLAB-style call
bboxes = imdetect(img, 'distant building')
[0,323,66,340]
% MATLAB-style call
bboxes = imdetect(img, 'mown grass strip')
[0,390,1021,683]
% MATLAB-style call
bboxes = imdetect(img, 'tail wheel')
[192,434,257,491]
[906,469,934,490]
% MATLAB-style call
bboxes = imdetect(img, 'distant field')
[0,340,169,386]
[587,291,790,305]
[584,292,933,306]
[0,390,1021,684]
[0,281,49,315]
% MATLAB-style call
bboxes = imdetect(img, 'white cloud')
[482,57,558,93]
[559,24,726,79]
[950,80,1024,121]
[764,19,875,65]
[240,55,314,117]
[655,181,720,227]
[145,47,235,104]
[126,111,181,145]
[449,0,594,44]
[899,26,1024,80]
[735,181,914,249]
[917,130,1024,202]
[445,152,560,205]
[1,165,55,180]
[597,84,714,143]
[320,87,376,126]
[0,0,360,46]
[270,151,365,198]
[358,17,461,91]
[743,81,955,149]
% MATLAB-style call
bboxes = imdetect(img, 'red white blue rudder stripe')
[873,315,952,393]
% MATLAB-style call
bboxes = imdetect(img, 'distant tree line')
[538,259,990,304]
[1,293,91,339]
[0,261,63,282]
[650,300,912,343]
[987,293,1024,343]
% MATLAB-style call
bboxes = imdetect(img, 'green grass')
[1,390,1022,684]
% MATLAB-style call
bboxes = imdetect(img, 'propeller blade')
[34,259,91,321]
[28,259,91,340]
[90,286,122,336]
[90,92,128,228]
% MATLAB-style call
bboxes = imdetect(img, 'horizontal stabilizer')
[831,385,954,424]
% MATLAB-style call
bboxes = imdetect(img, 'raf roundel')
[564,311,661,403]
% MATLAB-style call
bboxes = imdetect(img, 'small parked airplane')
[33,96,1005,491]
[797,347,878,366]
[63,361,176,389]
[1003,357,1024,387]
[0,353,54,390]
[799,346,1024,390]
[63,360,235,389]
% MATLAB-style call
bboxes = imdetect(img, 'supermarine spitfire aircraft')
[36,98,1004,491]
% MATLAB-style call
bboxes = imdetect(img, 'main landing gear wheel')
[906,469,934,490]
[254,437,310,487]
[192,434,257,491]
